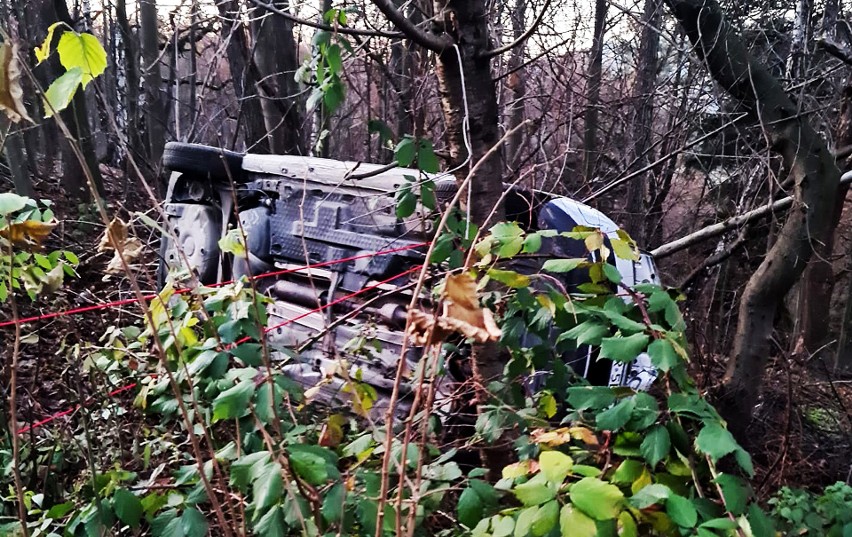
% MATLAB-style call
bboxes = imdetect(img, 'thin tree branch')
[482,0,553,59]
[652,170,852,259]
[369,0,451,52]
[818,36,852,66]
[246,0,404,39]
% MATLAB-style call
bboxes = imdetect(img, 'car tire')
[163,142,244,182]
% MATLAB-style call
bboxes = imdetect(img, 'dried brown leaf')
[0,42,33,123]
[97,217,128,252]
[104,237,143,275]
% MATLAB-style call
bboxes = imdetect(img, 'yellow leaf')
[34,22,65,64]
[584,231,604,253]
[0,42,33,123]
[0,219,56,247]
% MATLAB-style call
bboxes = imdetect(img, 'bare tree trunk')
[796,3,845,360]
[4,126,33,197]
[140,0,168,179]
[786,0,811,80]
[832,88,852,369]
[582,0,607,184]
[217,0,269,152]
[504,0,527,172]
[250,0,304,154]
[53,0,105,199]
[187,0,197,136]
[310,0,333,157]
[116,0,139,158]
[625,0,661,243]
[664,0,840,434]
[431,0,508,476]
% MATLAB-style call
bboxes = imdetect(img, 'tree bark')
[664,0,841,434]
[4,126,33,197]
[140,0,168,179]
[250,0,304,154]
[625,0,661,243]
[217,0,270,153]
[582,0,607,184]
[53,0,105,199]
[504,0,527,172]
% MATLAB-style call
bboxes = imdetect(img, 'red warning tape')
[15,263,424,435]
[0,242,427,329]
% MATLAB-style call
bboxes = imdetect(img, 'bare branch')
[369,0,451,52]
[482,0,553,59]
[246,0,404,39]
[818,37,852,66]
[651,170,852,259]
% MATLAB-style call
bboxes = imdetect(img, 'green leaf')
[567,386,616,411]
[212,379,255,421]
[648,339,680,372]
[629,484,671,509]
[230,451,270,490]
[0,192,27,215]
[596,396,636,431]
[561,321,609,346]
[569,477,624,521]
[395,183,416,218]
[560,505,597,537]
[734,448,754,477]
[253,462,283,511]
[395,137,415,166]
[112,488,143,528]
[56,31,107,86]
[487,268,531,288]
[531,500,559,537]
[514,475,556,506]
[666,494,698,528]
[515,506,539,537]
[603,263,622,284]
[542,258,587,273]
[417,139,440,172]
[695,423,738,462]
[255,504,285,537]
[289,451,328,485]
[180,507,208,537]
[43,67,83,117]
[539,451,573,484]
[490,222,525,258]
[700,517,739,530]
[600,333,650,363]
[612,460,644,485]
[611,237,639,261]
[492,515,515,537]
[714,474,748,516]
[458,487,483,528]
[746,504,775,537]
[523,233,542,254]
[321,483,345,523]
[640,425,671,467]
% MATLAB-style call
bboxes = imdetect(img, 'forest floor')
[3,170,852,501]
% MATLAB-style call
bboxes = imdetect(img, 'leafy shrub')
[769,482,852,536]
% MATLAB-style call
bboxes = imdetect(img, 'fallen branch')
[651,170,852,259]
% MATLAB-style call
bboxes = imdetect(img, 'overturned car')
[159,143,660,417]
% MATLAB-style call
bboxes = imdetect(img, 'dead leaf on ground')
[104,237,143,275]
[97,217,129,252]
[407,273,502,345]
[0,219,56,247]
[0,42,33,123]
